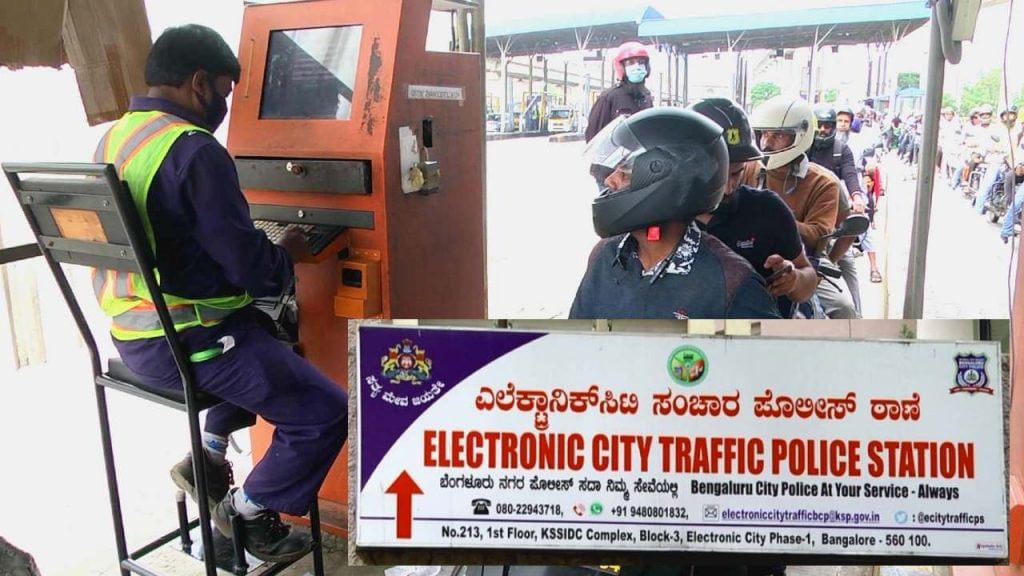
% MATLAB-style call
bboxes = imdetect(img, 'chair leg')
[310,499,324,576]
[94,386,130,576]
[175,491,192,555]
[230,512,249,576]
[186,415,219,575]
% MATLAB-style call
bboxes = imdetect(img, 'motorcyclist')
[808,104,866,317]
[690,98,818,318]
[570,108,780,319]
[971,103,1011,215]
[584,41,653,142]
[745,96,854,319]
[806,105,864,315]
[938,107,963,180]
[1000,160,1024,243]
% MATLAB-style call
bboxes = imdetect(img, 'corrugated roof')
[487,6,663,38]
[484,2,929,57]
[640,1,928,39]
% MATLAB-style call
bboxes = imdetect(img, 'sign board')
[355,326,1007,559]
[407,84,465,102]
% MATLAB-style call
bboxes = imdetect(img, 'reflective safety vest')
[92,110,251,341]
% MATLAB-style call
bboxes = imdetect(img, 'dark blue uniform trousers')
[186,325,347,515]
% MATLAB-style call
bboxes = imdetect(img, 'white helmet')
[750,96,816,170]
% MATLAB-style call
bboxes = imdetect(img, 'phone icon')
[472,498,491,515]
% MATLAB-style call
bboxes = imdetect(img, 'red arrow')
[385,470,423,539]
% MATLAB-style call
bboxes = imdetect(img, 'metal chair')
[2,162,325,576]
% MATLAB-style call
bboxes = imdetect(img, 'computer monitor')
[259,25,363,121]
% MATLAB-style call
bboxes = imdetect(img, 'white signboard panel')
[355,326,1006,559]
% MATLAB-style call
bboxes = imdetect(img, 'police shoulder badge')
[381,338,432,384]
[951,353,992,395]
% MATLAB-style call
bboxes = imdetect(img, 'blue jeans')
[975,166,1004,214]
[1002,184,1024,238]
[127,321,348,515]
[953,165,964,188]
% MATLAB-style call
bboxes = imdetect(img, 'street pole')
[667,46,673,106]
[674,52,680,107]
[903,17,945,318]
[807,27,818,101]
[682,52,689,107]
[563,61,568,105]
[866,45,873,99]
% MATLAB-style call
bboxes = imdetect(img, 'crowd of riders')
[574,41,894,322]
[937,104,1023,242]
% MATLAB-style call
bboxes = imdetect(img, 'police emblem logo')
[951,353,993,395]
[381,338,433,384]
[667,345,709,386]
[726,127,741,145]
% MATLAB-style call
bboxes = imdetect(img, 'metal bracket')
[932,0,963,64]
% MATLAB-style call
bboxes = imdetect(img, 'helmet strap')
[647,225,661,241]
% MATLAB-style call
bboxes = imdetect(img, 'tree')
[897,72,920,91]
[942,93,957,110]
[958,68,1001,115]
[750,81,781,109]
[823,89,838,103]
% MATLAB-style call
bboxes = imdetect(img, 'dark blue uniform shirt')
[569,223,781,319]
[110,97,293,383]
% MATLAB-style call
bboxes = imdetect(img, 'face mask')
[625,63,647,84]
[200,77,228,131]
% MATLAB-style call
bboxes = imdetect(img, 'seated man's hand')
[764,254,797,298]
[278,228,311,262]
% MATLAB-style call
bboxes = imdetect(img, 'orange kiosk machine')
[226,0,485,531]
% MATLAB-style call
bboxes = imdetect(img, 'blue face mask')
[625,63,647,84]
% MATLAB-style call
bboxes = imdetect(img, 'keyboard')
[253,219,345,256]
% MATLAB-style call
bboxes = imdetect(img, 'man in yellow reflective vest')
[92,24,346,562]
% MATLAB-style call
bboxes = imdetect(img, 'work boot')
[169,451,234,512]
[213,488,312,563]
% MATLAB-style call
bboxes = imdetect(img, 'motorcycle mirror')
[833,213,870,238]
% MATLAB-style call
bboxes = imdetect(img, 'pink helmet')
[613,41,650,81]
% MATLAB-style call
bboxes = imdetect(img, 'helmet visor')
[584,115,648,191]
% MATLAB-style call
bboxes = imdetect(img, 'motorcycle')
[963,154,986,201]
[794,214,871,319]
[985,174,1010,223]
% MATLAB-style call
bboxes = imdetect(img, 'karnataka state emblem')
[726,127,741,145]
[381,339,432,384]
[951,353,992,394]
[667,345,709,386]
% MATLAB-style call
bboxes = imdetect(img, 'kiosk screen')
[259,25,364,120]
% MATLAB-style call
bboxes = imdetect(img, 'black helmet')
[584,107,729,238]
[812,104,837,150]
[689,98,762,163]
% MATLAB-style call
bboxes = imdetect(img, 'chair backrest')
[1,162,189,383]
[3,163,148,273]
